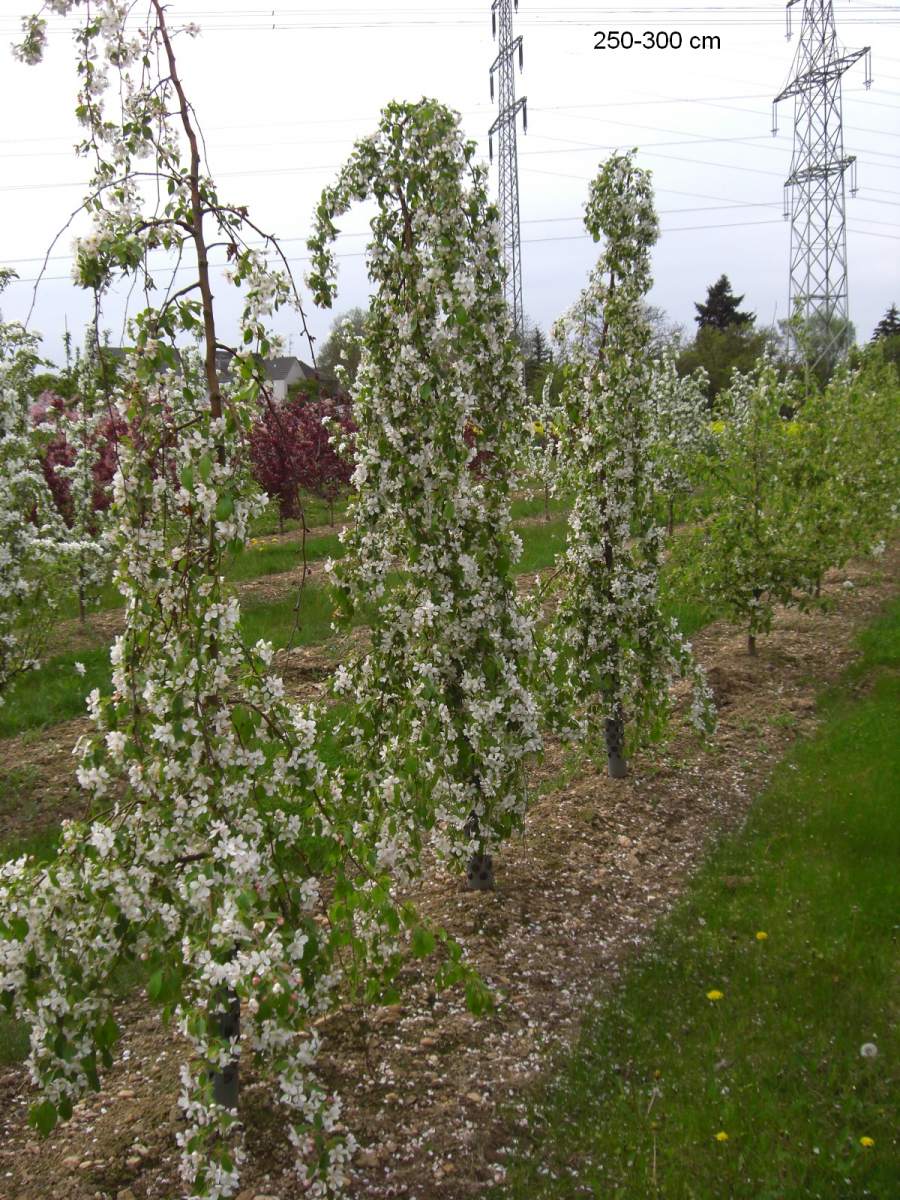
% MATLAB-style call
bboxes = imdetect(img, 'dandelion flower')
[706,989,724,1002]
[859,1137,874,1149]
[755,931,768,941]
[715,1131,729,1142]
[860,1043,878,1059]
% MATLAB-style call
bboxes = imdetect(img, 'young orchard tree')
[3,11,475,1199]
[308,99,541,890]
[542,152,713,779]
[822,353,900,558]
[249,394,355,530]
[294,397,356,525]
[648,350,710,533]
[672,358,810,656]
[43,334,119,619]
[0,301,72,702]
[249,394,313,531]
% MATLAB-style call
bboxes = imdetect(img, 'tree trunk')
[543,482,550,522]
[667,495,674,536]
[605,714,627,779]
[748,631,757,657]
[210,987,240,1110]
[328,496,334,526]
[464,809,494,890]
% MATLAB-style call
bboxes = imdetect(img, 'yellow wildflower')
[706,989,724,1002]
[859,1136,875,1149]
[715,1131,729,1143]
[756,931,768,941]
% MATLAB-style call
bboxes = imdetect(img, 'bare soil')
[0,545,896,1200]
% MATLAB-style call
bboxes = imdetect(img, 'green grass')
[516,518,569,574]
[248,493,347,537]
[492,599,900,1200]
[0,515,713,741]
[55,530,346,620]
[0,646,112,739]
[224,530,343,583]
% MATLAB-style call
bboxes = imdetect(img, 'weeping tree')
[308,99,541,891]
[542,153,714,778]
[2,13,481,1200]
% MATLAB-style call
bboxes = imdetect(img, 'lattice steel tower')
[772,1,871,372]
[489,0,527,336]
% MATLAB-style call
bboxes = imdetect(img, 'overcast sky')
[0,0,898,365]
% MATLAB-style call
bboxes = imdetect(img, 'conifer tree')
[694,274,754,330]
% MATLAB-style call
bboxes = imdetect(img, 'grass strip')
[491,598,900,1200]
[1,518,567,738]
[0,517,712,741]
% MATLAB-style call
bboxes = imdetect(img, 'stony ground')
[0,543,896,1200]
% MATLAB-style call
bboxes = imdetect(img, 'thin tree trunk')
[605,712,627,779]
[748,631,757,657]
[667,495,674,536]
[211,987,240,1109]
[464,809,493,890]
[543,482,550,521]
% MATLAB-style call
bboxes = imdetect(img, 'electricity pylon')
[489,0,527,337]
[772,0,871,375]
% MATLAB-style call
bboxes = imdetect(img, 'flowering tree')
[672,358,810,655]
[37,336,122,618]
[295,397,356,524]
[3,11,478,1199]
[0,306,70,702]
[648,350,710,533]
[248,395,313,530]
[542,153,713,778]
[308,99,541,889]
[789,354,900,594]
[249,394,355,529]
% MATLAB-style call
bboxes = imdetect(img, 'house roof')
[215,351,315,382]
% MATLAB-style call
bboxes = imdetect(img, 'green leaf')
[215,493,234,521]
[179,465,194,492]
[465,977,493,1016]
[198,453,213,483]
[147,969,164,1002]
[29,1100,58,1137]
[411,926,435,958]
[96,1015,119,1051]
